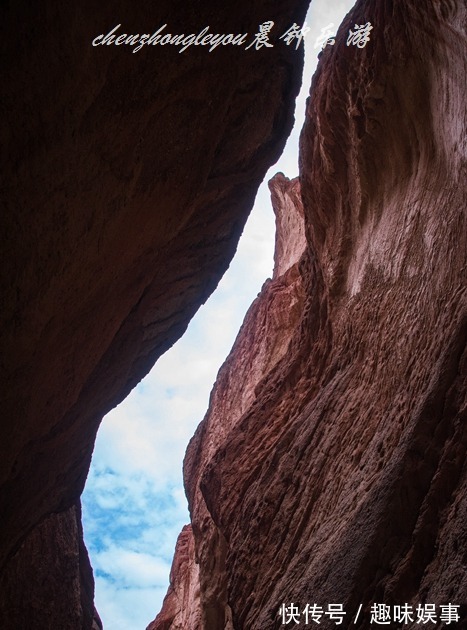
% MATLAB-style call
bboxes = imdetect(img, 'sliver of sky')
[82,2,356,628]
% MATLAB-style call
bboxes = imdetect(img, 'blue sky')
[81,2,356,628]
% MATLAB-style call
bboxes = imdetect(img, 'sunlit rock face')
[156,0,467,628]
[0,0,309,626]
[147,525,201,630]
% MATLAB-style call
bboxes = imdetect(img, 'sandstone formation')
[153,0,467,628]
[150,173,307,629]
[147,525,201,630]
[0,505,101,630]
[0,0,309,626]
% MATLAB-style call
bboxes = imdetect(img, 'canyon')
[150,0,467,628]
[1,0,466,629]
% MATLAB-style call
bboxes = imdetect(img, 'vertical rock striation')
[157,0,467,628]
[147,525,201,630]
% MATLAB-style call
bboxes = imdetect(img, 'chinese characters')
[280,22,311,50]
[92,20,373,54]
[279,603,460,626]
[314,23,336,49]
[346,22,373,48]
[244,20,373,51]
[245,21,274,50]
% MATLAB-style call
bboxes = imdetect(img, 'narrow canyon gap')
[81,3,358,626]
[150,1,467,629]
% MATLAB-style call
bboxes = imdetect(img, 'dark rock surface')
[0,504,101,629]
[156,0,467,628]
[0,0,308,626]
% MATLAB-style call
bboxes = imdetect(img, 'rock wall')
[149,173,307,629]
[0,0,309,626]
[155,0,467,628]
[147,525,201,630]
[0,504,101,630]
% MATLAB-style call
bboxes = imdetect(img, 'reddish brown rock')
[147,526,201,630]
[157,0,466,628]
[0,503,102,629]
[149,173,307,629]
[0,0,309,626]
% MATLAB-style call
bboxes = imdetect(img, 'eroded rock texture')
[149,173,307,629]
[0,505,101,630]
[0,0,309,626]
[147,525,201,630]
[157,0,467,628]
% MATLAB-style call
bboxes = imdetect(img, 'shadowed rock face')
[0,0,309,626]
[153,0,467,628]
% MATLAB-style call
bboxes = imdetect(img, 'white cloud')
[93,576,168,630]
[93,548,171,589]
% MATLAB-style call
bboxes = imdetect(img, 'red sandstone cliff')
[0,0,309,627]
[147,525,201,630]
[153,0,467,628]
